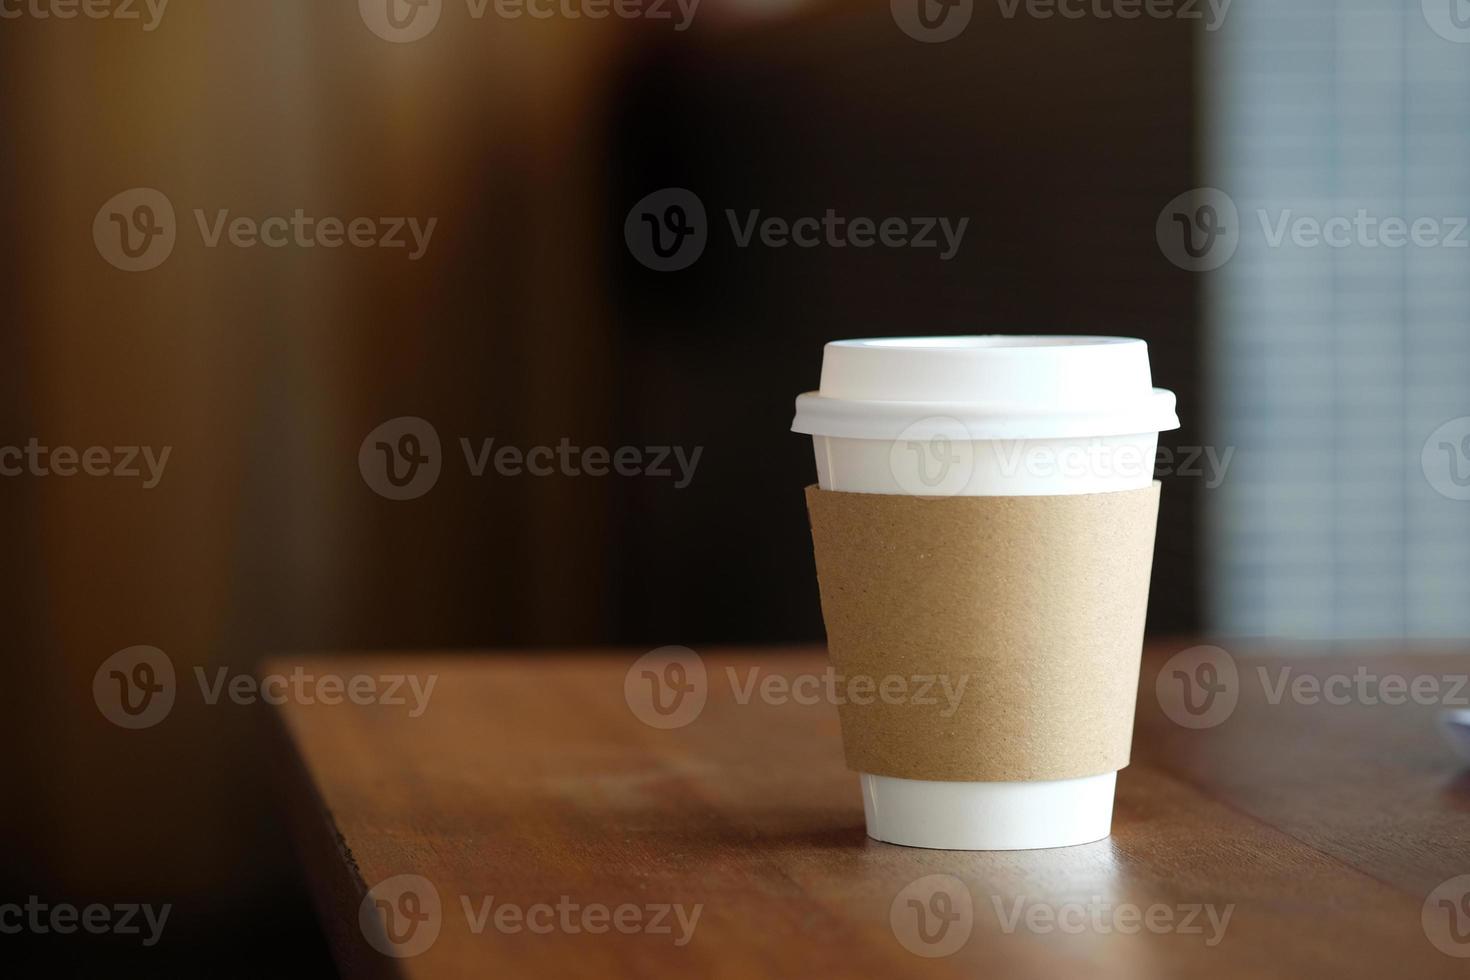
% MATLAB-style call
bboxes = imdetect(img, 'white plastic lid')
[791,336,1180,440]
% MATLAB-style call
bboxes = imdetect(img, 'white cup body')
[794,336,1179,851]
[813,431,1160,497]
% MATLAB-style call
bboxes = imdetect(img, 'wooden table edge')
[265,702,409,980]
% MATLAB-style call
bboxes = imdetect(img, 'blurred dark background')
[4,0,1463,974]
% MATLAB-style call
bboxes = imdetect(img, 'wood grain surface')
[268,642,1470,978]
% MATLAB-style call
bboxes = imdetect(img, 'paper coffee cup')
[793,336,1179,850]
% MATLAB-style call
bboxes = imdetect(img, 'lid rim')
[791,389,1181,440]
[828,335,1146,352]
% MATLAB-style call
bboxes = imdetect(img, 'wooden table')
[269,642,1470,978]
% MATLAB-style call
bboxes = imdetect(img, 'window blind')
[1204,0,1470,637]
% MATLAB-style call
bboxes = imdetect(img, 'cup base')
[860,771,1116,851]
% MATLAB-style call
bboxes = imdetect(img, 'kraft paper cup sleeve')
[804,482,1161,783]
